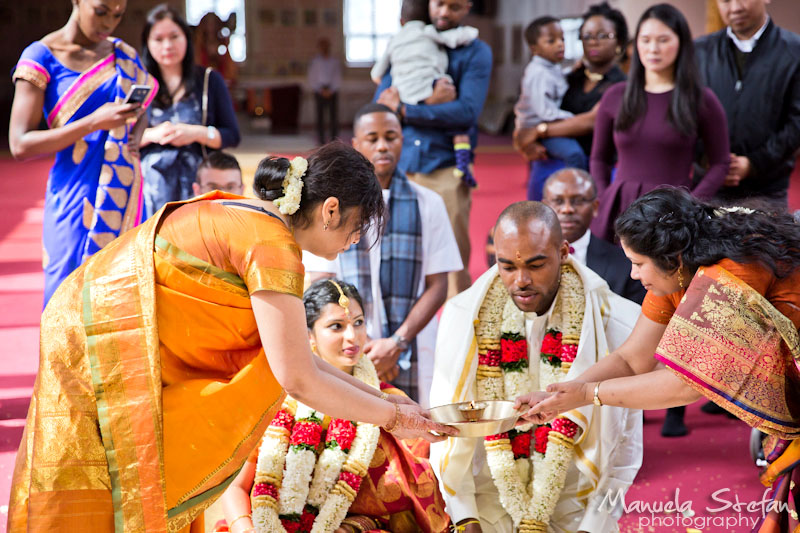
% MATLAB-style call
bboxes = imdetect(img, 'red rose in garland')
[510,430,532,459]
[534,425,552,454]
[326,419,357,452]
[540,329,563,366]
[290,417,323,452]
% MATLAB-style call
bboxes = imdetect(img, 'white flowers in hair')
[713,206,756,217]
[273,156,308,215]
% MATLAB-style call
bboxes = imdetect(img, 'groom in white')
[430,202,642,533]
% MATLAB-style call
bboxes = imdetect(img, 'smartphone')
[123,85,151,105]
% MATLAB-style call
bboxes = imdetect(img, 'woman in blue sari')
[9,0,157,305]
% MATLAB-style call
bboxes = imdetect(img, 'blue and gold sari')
[13,38,157,305]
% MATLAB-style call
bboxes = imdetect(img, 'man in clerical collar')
[430,201,642,533]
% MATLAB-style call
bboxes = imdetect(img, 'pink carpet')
[0,147,798,532]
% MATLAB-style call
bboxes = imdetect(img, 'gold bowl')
[429,400,522,438]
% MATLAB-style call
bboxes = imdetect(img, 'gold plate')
[429,400,522,438]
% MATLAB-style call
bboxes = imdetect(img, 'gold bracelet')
[452,519,481,531]
[383,402,401,432]
[228,514,252,530]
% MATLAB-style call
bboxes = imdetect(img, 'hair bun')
[253,156,290,201]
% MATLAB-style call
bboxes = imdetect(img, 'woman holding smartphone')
[139,4,241,219]
[9,0,156,305]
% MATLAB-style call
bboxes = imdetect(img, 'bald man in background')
[541,168,646,305]
[430,201,642,533]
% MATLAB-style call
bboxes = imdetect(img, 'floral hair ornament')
[328,280,351,318]
[273,156,308,215]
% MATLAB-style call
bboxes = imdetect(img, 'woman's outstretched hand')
[390,404,459,443]
[516,381,593,423]
[382,392,417,406]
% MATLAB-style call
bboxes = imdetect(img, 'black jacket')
[586,234,646,305]
[695,21,800,199]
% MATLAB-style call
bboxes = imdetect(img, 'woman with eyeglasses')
[589,4,729,245]
[514,2,629,199]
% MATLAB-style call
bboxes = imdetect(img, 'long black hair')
[615,188,800,278]
[580,2,629,57]
[141,4,196,108]
[303,279,364,329]
[615,4,701,137]
[253,142,385,245]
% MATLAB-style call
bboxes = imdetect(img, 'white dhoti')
[430,258,643,533]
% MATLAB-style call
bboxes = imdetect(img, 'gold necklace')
[584,68,604,83]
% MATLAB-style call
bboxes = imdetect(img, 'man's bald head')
[493,202,569,313]
[544,168,597,198]
[495,201,564,248]
[541,168,599,243]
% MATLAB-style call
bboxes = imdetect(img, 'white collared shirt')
[727,16,769,53]
[569,229,591,266]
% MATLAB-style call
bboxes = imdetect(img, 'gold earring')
[323,221,329,231]
[616,46,622,54]
[677,268,685,289]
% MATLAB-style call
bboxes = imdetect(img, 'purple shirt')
[589,82,730,241]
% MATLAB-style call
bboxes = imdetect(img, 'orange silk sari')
[8,192,303,533]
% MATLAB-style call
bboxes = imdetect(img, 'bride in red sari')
[217,280,449,533]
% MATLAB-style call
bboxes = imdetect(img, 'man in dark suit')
[541,169,646,305]
[543,169,690,437]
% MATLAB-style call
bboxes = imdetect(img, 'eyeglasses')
[546,196,596,208]
[199,183,243,193]
[580,32,616,42]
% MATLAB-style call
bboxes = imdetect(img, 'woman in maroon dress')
[590,3,730,244]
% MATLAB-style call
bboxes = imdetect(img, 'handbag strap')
[201,66,211,126]
[201,67,212,158]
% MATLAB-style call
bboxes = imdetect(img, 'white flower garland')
[252,356,381,533]
[475,266,585,531]
[273,156,307,215]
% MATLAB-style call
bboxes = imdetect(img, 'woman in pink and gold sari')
[517,188,800,532]
[9,0,156,305]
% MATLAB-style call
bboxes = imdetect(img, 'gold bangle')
[593,382,603,406]
[383,402,401,432]
[228,514,251,530]
[453,519,481,531]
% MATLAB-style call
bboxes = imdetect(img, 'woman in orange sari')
[217,279,449,533]
[8,143,454,533]
[517,187,800,532]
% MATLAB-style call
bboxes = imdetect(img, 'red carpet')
[0,148,798,532]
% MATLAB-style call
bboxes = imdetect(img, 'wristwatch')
[593,382,603,406]
[390,333,409,351]
[206,125,218,141]
[536,122,549,138]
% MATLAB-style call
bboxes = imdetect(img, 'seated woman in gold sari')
[8,144,454,533]
[217,279,449,533]
[516,187,800,533]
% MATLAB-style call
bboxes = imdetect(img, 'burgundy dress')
[589,82,730,242]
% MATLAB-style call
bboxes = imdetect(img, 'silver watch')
[390,333,409,351]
